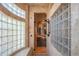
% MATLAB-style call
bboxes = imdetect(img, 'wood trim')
[28,5,30,47]
[24,4,29,48]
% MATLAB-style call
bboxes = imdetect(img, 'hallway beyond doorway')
[34,13,47,48]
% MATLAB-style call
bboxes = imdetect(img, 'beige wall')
[71,4,79,56]
[29,5,48,48]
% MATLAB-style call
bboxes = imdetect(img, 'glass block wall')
[0,11,25,56]
[50,3,71,56]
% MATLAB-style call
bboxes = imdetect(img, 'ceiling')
[29,3,49,7]
[15,3,28,10]
[16,3,53,10]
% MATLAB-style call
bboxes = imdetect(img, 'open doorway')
[34,13,47,49]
